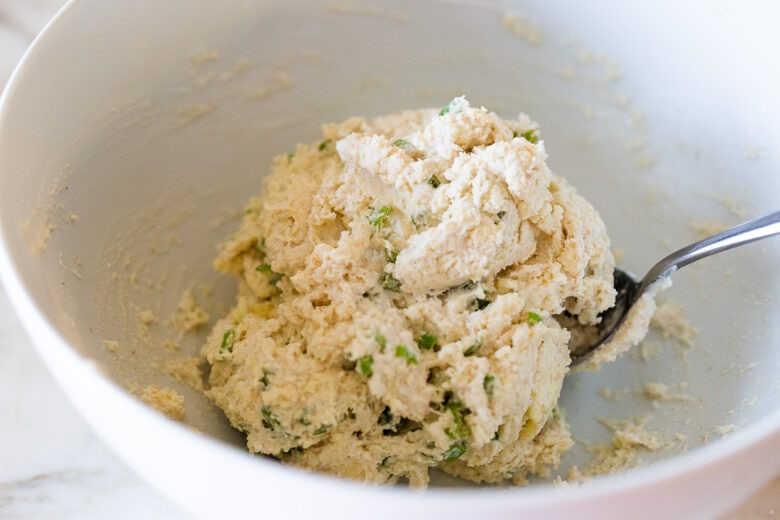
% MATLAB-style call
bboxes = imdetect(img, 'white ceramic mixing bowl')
[0,1,778,518]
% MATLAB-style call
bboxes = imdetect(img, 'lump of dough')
[202,97,650,487]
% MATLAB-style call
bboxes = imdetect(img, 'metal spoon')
[569,209,780,365]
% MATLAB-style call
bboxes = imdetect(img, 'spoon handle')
[636,209,780,297]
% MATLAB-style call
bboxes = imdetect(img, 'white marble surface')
[0,1,777,519]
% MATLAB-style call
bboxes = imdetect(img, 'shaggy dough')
[202,97,651,487]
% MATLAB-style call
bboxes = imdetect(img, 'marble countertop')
[0,1,777,518]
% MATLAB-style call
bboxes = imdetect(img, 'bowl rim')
[0,0,778,510]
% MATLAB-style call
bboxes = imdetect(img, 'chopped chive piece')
[261,405,281,431]
[358,355,374,377]
[373,333,387,351]
[313,424,330,435]
[392,138,410,147]
[386,249,399,263]
[395,344,419,364]
[282,446,303,456]
[368,205,392,232]
[259,368,274,389]
[439,98,462,117]
[382,273,401,291]
[379,456,390,467]
[512,131,519,138]
[220,329,235,354]
[416,332,437,351]
[492,430,500,441]
[483,374,496,396]
[411,211,429,230]
[298,415,311,426]
[470,297,490,311]
[463,338,482,357]
[443,397,471,439]
[527,311,542,324]
[442,440,467,461]
[318,139,332,151]
[427,367,446,386]
[286,152,295,161]
[521,129,539,144]
[429,400,445,413]
[427,175,441,188]
[256,262,272,272]
[378,406,394,425]
[233,422,250,434]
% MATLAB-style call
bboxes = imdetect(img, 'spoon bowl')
[570,210,780,365]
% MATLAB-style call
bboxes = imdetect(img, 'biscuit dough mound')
[203,97,641,487]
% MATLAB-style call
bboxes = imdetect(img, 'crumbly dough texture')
[203,97,640,487]
[140,385,186,421]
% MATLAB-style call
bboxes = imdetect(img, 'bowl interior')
[1,0,779,487]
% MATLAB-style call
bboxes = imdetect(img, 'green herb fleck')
[286,152,295,161]
[463,338,482,357]
[411,211,429,231]
[427,367,446,386]
[255,238,267,255]
[368,205,392,232]
[358,355,374,377]
[379,456,391,467]
[261,406,281,431]
[439,98,462,117]
[443,396,471,440]
[442,440,467,461]
[512,131,519,138]
[378,406,394,425]
[232,421,250,434]
[382,273,401,292]
[386,249,399,263]
[281,446,303,456]
[492,430,500,441]
[256,262,272,272]
[318,139,332,151]
[298,415,311,426]
[470,297,490,311]
[521,129,539,144]
[220,329,235,354]
[483,374,496,396]
[373,333,387,351]
[416,332,437,351]
[527,311,542,324]
[427,175,441,188]
[429,400,444,413]
[497,210,506,220]
[259,368,274,389]
[313,424,330,435]
[392,138,410,147]
[395,344,419,365]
